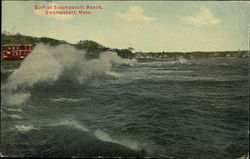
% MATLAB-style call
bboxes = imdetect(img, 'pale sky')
[2,1,250,52]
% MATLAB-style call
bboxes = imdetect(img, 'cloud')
[34,3,73,20]
[115,5,155,24]
[180,6,220,27]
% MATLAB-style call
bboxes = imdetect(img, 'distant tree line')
[136,50,248,59]
[2,32,247,60]
[1,33,134,59]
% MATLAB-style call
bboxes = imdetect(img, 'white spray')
[94,129,141,151]
[1,44,137,105]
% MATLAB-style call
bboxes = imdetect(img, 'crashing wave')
[1,44,137,105]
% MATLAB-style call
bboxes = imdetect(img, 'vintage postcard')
[1,1,249,158]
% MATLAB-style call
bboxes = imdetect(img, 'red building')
[2,44,33,60]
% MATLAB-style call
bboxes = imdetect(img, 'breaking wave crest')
[15,125,39,132]
[50,97,90,102]
[8,114,23,120]
[1,44,137,105]
[170,56,189,64]
[49,119,143,151]
[6,108,23,112]
[49,119,90,132]
[94,130,141,151]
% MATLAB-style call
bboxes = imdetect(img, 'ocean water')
[1,50,249,158]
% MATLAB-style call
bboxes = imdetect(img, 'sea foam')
[15,125,39,132]
[94,129,140,151]
[50,119,90,132]
[2,44,137,105]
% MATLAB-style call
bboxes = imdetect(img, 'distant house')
[106,50,117,56]
[107,48,117,53]
[2,44,33,60]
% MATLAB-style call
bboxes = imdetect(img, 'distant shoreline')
[1,32,249,60]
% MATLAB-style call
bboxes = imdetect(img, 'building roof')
[2,44,33,46]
